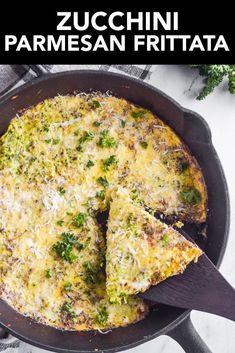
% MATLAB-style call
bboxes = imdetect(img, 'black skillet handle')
[166,315,212,353]
[28,65,48,77]
[0,327,8,339]
[10,65,48,80]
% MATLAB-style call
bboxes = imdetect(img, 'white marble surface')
[13,65,235,352]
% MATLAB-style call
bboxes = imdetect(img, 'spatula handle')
[166,315,212,353]
[141,253,235,321]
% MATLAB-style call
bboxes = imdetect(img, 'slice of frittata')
[106,188,202,303]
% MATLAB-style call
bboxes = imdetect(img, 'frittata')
[106,188,202,303]
[0,93,206,331]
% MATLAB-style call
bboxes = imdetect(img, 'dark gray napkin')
[0,65,153,97]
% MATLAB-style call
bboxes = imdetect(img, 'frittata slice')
[106,188,202,303]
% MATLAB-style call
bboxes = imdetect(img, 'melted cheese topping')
[106,188,202,303]
[0,93,206,330]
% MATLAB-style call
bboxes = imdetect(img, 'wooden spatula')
[139,243,235,321]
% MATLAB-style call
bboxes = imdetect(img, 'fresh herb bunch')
[190,65,235,100]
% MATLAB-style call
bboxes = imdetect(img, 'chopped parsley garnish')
[45,138,60,145]
[66,212,73,216]
[95,305,108,325]
[97,130,117,148]
[73,212,88,228]
[131,110,146,119]
[126,214,138,236]
[42,125,49,132]
[133,229,140,237]
[130,188,139,200]
[178,161,189,173]
[52,138,60,145]
[56,219,64,226]
[81,197,93,212]
[45,269,52,278]
[52,232,78,263]
[102,155,117,171]
[74,129,80,136]
[180,187,202,205]
[162,234,169,245]
[96,190,106,200]
[83,261,98,285]
[77,243,85,251]
[91,100,101,109]
[63,282,72,291]
[140,141,148,149]
[61,232,77,244]
[77,131,94,151]
[93,121,102,127]
[77,237,91,251]
[86,160,95,168]
[58,186,66,195]
[97,176,109,188]
[61,301,77,318]
[121,120,126,128]
[127,213,135,227]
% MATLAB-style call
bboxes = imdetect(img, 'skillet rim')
[0,70,230,353]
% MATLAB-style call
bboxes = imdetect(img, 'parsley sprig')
[180,187,201,205]
[61,301,77,318]
[52,232,78,263]
[97,130,117,148]
[97,176,109,188]
[77,131,94,151]
[95,305,109,325]
[83,261,98,285]
[102,155,117,171]
[73,212,88,228]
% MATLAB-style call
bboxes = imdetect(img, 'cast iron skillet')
[0,69,230,353]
